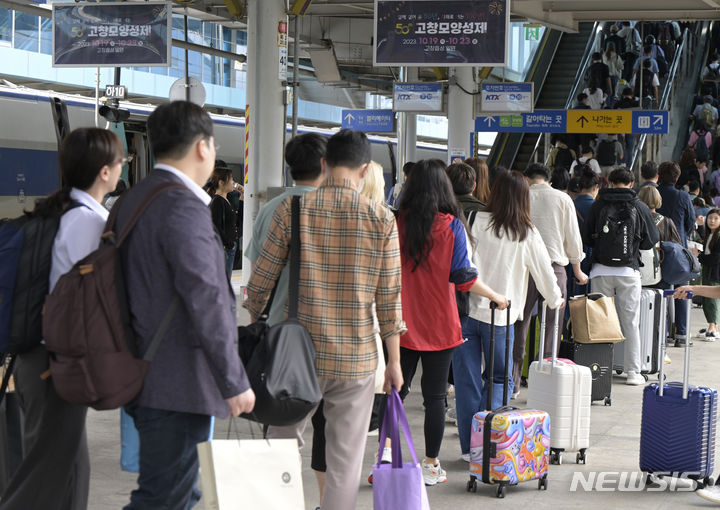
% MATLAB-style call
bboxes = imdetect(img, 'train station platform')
[84,282,720,509]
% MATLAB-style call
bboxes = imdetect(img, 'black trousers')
[0,346,89,510]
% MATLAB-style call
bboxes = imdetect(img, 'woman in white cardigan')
[452,170,563,461]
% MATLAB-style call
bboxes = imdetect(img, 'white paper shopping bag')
[197,438,304,510]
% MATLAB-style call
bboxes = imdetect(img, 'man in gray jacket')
[117,101,255,510]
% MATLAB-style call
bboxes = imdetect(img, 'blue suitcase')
[639,290,717,488]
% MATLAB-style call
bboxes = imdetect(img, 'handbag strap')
[288,196,301,319]
[377,389,419,468]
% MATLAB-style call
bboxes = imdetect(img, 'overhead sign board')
[480,82,534,113]
[374,0,509,67]
[52,2,171,67]
[475,109,670,134]
[341,109,395,132]
[393,82,444,112]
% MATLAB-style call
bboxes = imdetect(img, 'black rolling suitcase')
[558,341,613,406]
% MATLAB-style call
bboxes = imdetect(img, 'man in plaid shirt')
[245,130,405,509]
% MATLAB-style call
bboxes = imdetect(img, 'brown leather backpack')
[43,182,182,410]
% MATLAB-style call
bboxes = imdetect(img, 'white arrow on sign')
[484,117,496,127]
[653,115,664,126]
[344,112,355,123]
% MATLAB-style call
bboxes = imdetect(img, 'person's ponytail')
[30,185,72,218]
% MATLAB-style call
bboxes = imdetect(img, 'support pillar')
[447,67,475,164]
[242,0,287,284]
[402,67,418,167]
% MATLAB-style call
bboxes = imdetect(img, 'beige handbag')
[569,292,625,344]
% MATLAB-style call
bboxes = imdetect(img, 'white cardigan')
[467,212,564,326]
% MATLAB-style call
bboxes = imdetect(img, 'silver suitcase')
[613,288,664,377]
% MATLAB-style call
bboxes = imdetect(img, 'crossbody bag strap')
[288,195,301,319]
[115,182,187,246]
[142,295,180,362]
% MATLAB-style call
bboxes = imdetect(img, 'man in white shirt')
[570,147,602,176]
[512,163,588,395]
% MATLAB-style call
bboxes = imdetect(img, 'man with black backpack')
[634,58,659,109]
[582,167,660,386]
[596,134,624,177]
[548,135,577,172]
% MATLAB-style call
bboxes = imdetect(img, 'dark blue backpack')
[0,219,25,352]
[659,241,701,285]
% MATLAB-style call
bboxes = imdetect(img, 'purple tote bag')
[372,389,430,510]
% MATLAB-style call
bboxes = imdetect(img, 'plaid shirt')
[245,176,406,380]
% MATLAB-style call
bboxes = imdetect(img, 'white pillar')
[242,0,287,285]
[403,67,418,166]
[447,67,475,164]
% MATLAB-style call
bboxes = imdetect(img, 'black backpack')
[635,69,655,98]
[592,199,641,266]
[554,147,574,171]
[694,131,710,163]
[596,140,617,166]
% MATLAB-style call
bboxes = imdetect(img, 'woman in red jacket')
[395,159,507,486]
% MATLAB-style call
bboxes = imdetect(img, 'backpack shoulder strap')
[287,195,301,319]
[468,210,478,227]
[112,182,187,246]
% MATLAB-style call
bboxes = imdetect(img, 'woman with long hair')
[603,42,624,106]
[394,159,507,485]
[452,170,563,462]
[208,165,238,277]
[464,157,491,204]
[2,128,124,510]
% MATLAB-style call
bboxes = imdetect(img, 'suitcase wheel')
[538,474,548,491]
[616,369,623,375]
[496,484,507,498]
[703,476,715,489]
[576,450,587,465]
[604,397,611,406]
[466,478,477,493]
[550,450,563,465]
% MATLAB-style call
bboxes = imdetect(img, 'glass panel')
[188,50,202,80]
[40,17,52,54]
[0,8,11,44]
[13,12,38,51]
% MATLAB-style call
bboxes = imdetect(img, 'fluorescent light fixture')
[307,45,342,83]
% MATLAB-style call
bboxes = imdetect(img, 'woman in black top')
[209,166,238,277]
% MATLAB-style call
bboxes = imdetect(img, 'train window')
[40,17,51,55]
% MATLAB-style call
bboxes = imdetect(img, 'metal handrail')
[628,25,694,171]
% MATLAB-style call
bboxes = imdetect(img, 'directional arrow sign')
[484,117,496,127]
[577,115,589,128]
[632,110,669,134]
[653,115,663,125]
[341,109,394,132]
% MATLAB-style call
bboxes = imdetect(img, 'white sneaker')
[461,453,470,462]
[664,354,671,364]
[446,384,455,396]
[511,391,520,400]
[626,371,645,386]
[697,484,720,504]
[705,331,718,342]
[445,407,457,425]
[422,461,448,486]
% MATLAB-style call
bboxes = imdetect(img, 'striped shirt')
[245,176,407,380]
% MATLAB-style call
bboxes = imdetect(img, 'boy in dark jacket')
[582,167,660,385]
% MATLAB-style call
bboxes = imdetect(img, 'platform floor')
[86,297,720,509]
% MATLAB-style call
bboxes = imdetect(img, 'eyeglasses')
[214,144,221,152]
[114,157,128,166]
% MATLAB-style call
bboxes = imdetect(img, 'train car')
[0,84,461,219]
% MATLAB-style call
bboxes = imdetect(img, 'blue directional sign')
[341,109,395,132]
[632,110,669,134]
[475,109,566,133]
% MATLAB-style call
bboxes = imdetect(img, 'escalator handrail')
[629,25,700,171]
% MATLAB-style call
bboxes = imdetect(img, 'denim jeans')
[123,407,211,510]
[224,242,237,278]
[453,316,514,454]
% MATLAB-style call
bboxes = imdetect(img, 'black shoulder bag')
[240,195,323,426]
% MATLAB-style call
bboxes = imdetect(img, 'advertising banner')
[53,2,171,67]
[374,0,509,66]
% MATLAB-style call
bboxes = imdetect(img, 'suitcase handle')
[487,301,512,411]
[537,302,560,370]
[660,289,692,399]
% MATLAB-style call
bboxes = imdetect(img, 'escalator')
[487,23,596,171]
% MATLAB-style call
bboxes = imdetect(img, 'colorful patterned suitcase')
[466,303,550,498]
[639,289,717,489]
